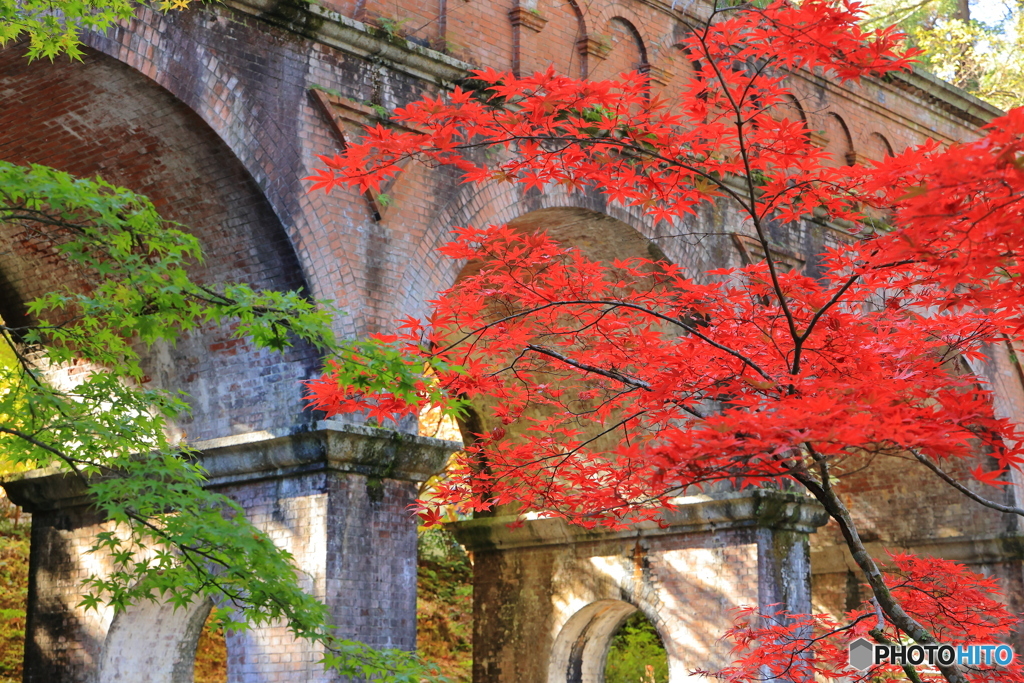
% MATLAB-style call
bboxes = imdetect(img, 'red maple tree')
[306,1,1024,681]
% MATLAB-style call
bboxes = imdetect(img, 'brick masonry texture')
[0,45,320,442]
[2,0,1023,680]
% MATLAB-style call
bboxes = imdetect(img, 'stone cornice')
[892,67,1004,127]
[508,7,548,32]
[812,533,1024,574]
[223,0,473,86]
[450,490,828,552]
[198,421,457,486]
[1,423,458,512]
[2,469,90,513]
[577,36,612,60]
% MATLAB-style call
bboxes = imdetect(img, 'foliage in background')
[0,0,191,59]
[604,612,669,683]
[417,528,472,683]
[0,161,441,681]
[0,511,27,683]
[193,613,228,683]
[864,0,1024,109]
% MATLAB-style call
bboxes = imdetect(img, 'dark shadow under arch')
[446,206,671,510]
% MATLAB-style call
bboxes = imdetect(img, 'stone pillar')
[450,490,828,683]
[3,422,456,683]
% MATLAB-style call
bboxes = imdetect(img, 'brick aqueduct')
[1,0,1022,680]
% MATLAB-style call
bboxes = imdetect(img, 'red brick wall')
[6,0,978,360]
[0,45,320,442]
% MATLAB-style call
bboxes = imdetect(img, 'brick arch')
[864,131,895,160]
[0,43,320,441]
[441,204,665,307]
[448,200,710,440]
[393,181,677,325]
[96,597,214,683]
[777,94,808,124]
[639,20,683,76]
[429,204,670,513]
[548,599,661,683]
[505,206,661,263]
[589,16,648,80]
[518,0,587,78]
[767,94,810,146]
[72,4,370,335]
[79,6,310,214]
[820,112,855,167]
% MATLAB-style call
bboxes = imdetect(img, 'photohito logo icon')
[848,638,874,670]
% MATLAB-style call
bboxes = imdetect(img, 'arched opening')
[549,600,667,683]
[444,207,670,513]
[821,112,855,167]
[534,0,588,79]
[591,18,647,81]
[0,42,319,443]
[865,132,895,160]
[0,40,320,682]
[771,94,808,131]
[604,611,669,683]
[193,612,228,683]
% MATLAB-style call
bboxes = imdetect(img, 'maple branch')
[463,132,755,210]
[531,412,650,504]
[861,0,934,26]
[0,424,322,628]
[695,26,801,349]
[869,626,926,683]
[525,344,652,391]
[864,597,926,683]
[0,425,83,465]
[440,299,775,382]
[794,445,970,683]
[0,329,55,393]
[594,301,775,381]
[0,429,250,602]
[910,450,1024,517]
[792,272,861,373]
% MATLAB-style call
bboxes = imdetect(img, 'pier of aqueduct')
[3,0,1024,679]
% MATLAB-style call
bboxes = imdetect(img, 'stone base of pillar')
[449,490,828,683]
[3,422,458,683]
